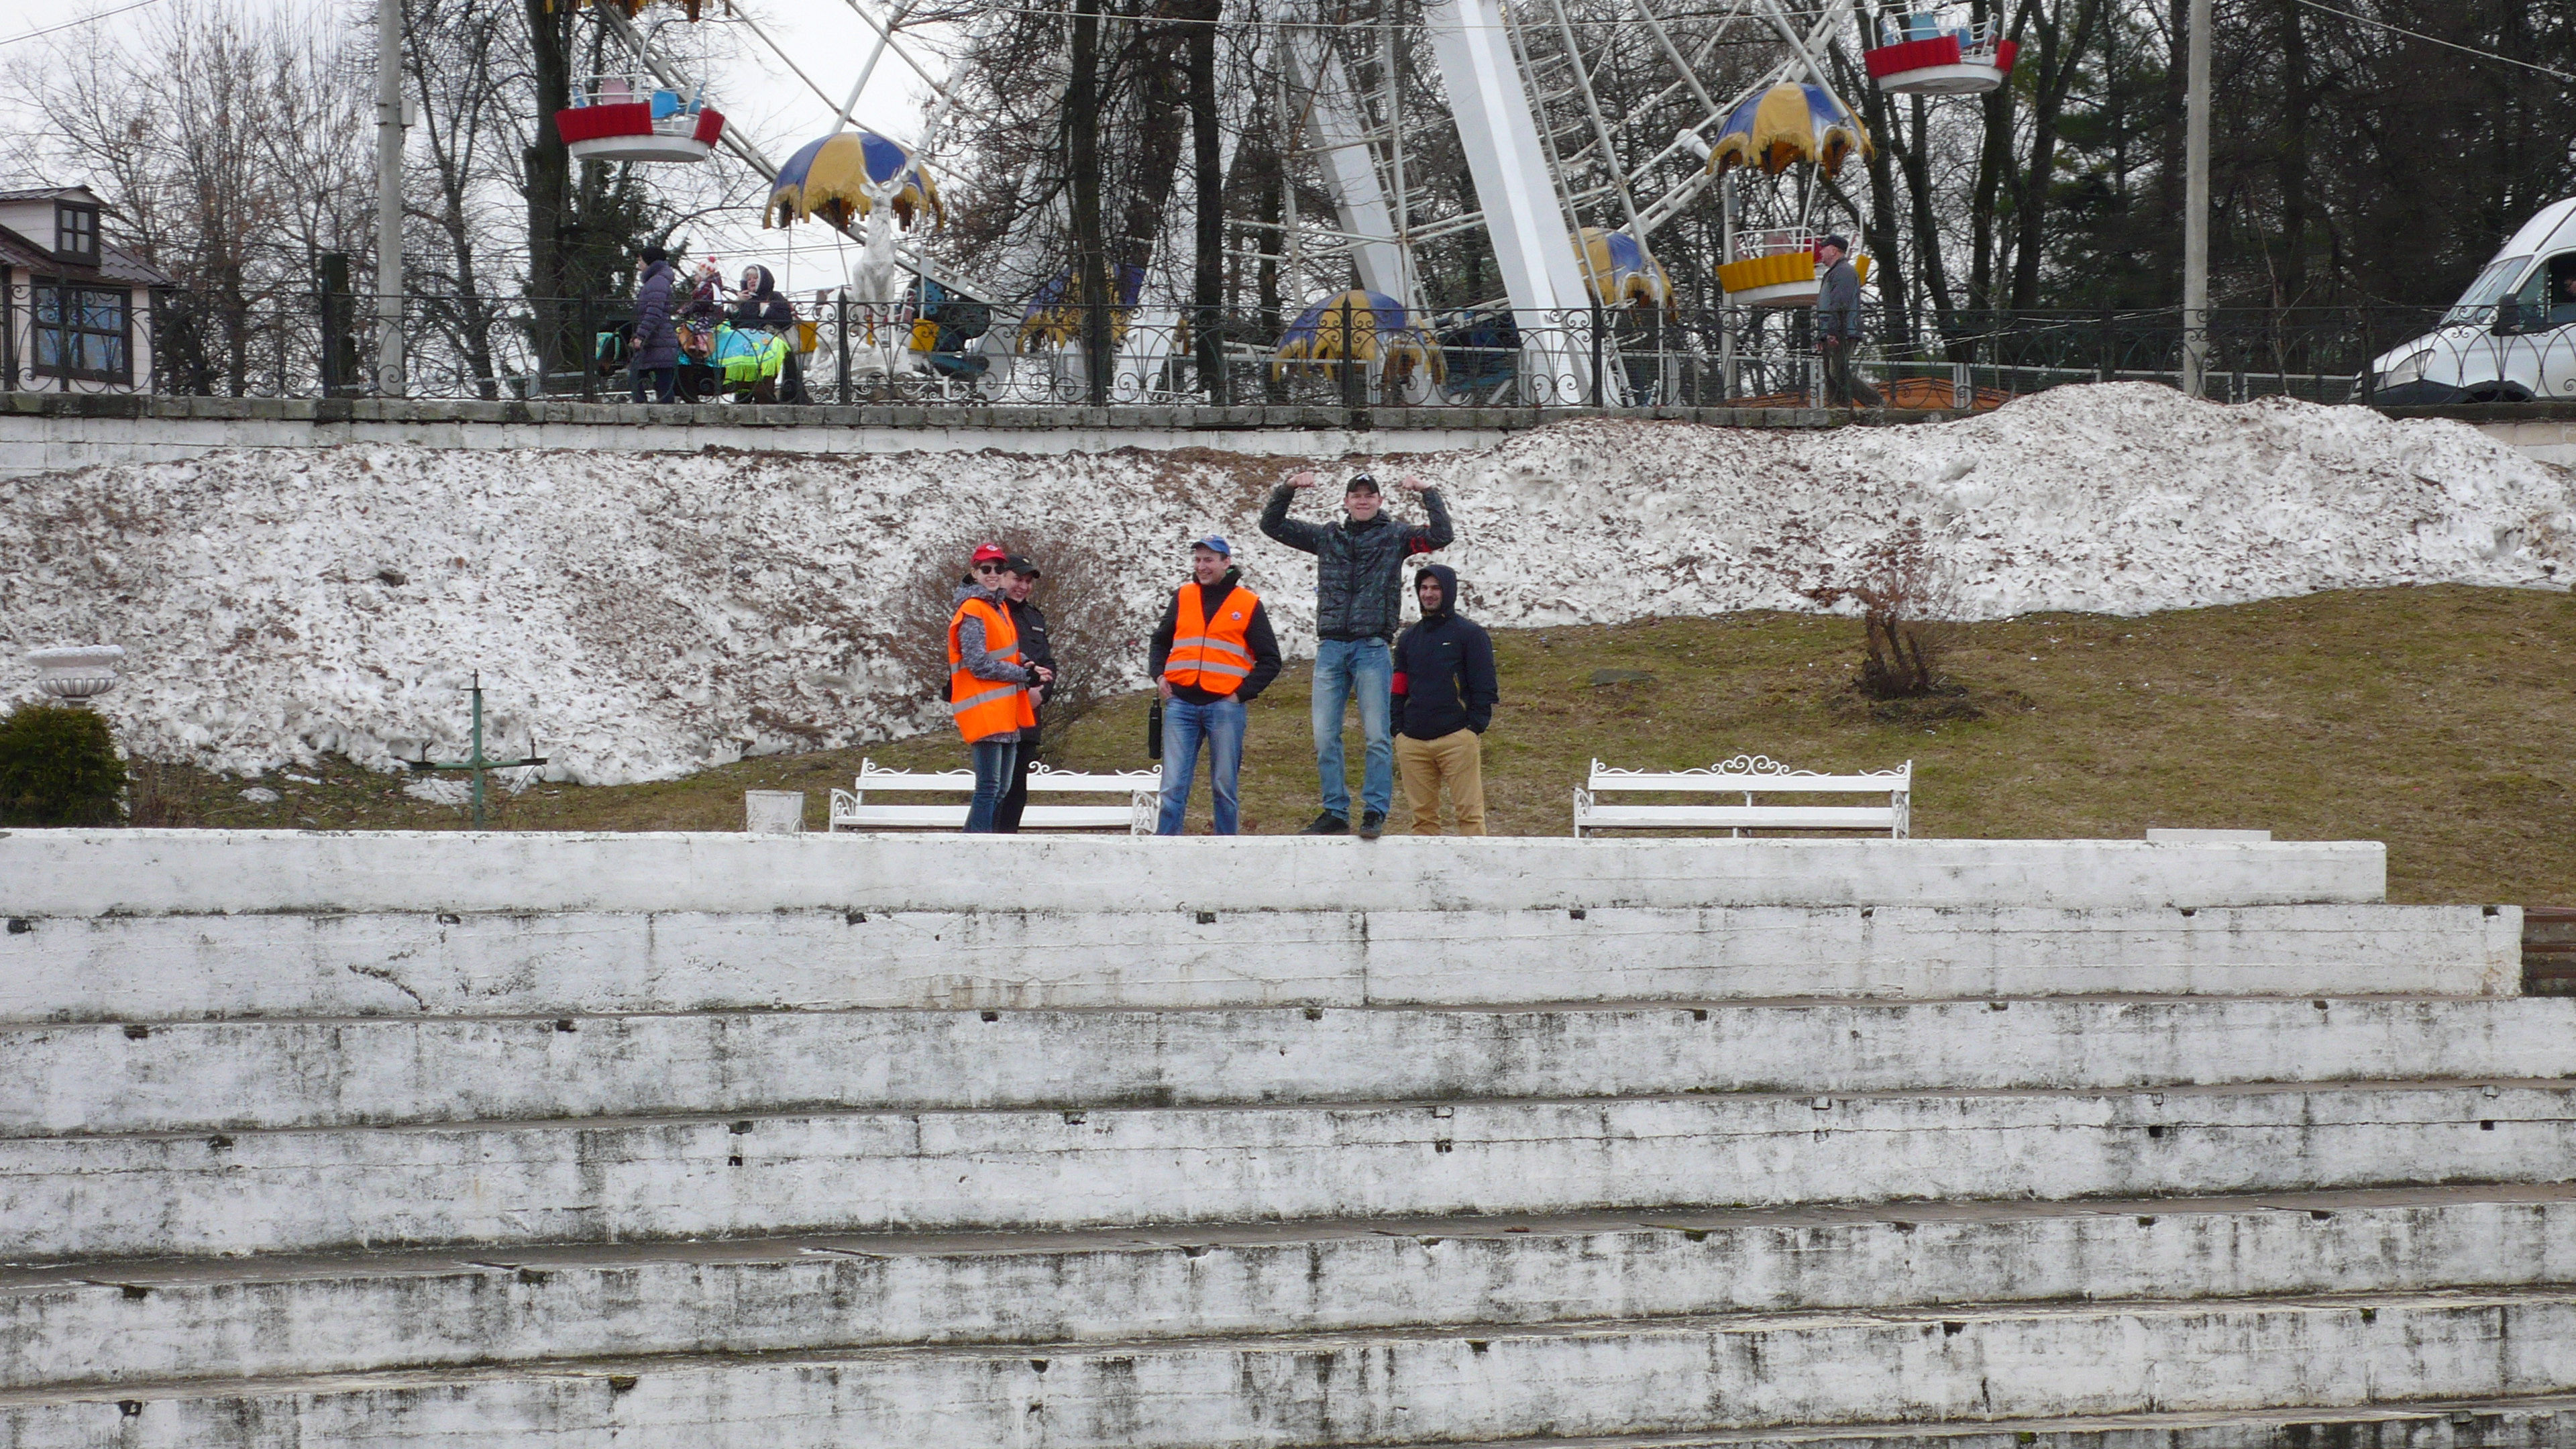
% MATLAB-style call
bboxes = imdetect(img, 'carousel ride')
[567,0,2007,405]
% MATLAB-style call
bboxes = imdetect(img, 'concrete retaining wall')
[7,1193,2570,1389]
[9,996,2567,1135]
[0,902,2512,1024]
[0,830,2392,916]
[7,1293,2575,1448]
[6,1082,2567,1260]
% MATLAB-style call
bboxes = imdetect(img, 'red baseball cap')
[971,543,1010,565]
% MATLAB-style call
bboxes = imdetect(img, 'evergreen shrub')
[0,702,127,826]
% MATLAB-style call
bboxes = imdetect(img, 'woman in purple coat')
[629,246,679,403]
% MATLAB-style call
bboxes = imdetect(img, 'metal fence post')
[1340,295,1361,412]
[836,292,851,405]
[1589,301,1605,410]
[578,293,595,402]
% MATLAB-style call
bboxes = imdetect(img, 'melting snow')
[1,384,2565,784]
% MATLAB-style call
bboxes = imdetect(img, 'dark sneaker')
[1357,810,1386,840]
[1301,812,1350,836]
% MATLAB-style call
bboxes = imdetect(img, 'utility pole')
[375,0,407,396]
[2180,0,2210,399]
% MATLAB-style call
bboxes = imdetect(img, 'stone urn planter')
[26,645,125,704]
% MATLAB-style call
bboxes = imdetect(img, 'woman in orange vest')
[1146,535,1281,835]
[949,543,1051,832]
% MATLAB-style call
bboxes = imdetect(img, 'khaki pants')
[1395,728,1487,835]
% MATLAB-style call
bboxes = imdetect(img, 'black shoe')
[1358,810,1386,840]
[1301,812,1350,836]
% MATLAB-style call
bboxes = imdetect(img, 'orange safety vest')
[1163,582,1260,696]
[947,594,1038,743]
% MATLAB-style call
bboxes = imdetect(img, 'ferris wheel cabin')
[1864,9,2018,96]
[554,72,724,164]
[1719,227,1870,307]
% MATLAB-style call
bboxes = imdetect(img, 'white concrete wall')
[6,1082,2568,1260]
[0,902,2512,1024]
[9,996,2567,1135]
[0,830,2392,916]
[8,1293,2576,1448]
[7,1193,2569,1390]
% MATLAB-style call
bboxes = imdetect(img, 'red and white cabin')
[1865,13,2018,96]
[554,72,723,164]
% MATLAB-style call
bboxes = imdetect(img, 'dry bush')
[881,525,1142,758]
[123,758,206,827]
[1806,521,1956,702]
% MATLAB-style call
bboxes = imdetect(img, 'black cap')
[639,245,669,264]
[1004,555,1040,577]
[1819,234,1851,252]
[1344,472,1380,495]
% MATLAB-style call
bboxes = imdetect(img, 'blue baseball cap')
[1193,535,1232,557]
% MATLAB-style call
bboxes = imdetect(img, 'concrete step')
[0,904,2516,1022]
[6,1290,2576,1448]
[11,996,2574,1136]
[8,1081,2572,1261]
[7,1187,2571,1391]
[0,831,2392,918]
[1289,1403,2576,1449]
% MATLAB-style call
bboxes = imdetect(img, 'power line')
[0,0,168,48]
[2291,0,2576,85]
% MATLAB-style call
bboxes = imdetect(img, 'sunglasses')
[973,562,1008,574]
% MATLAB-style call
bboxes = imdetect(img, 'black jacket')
[1393,564,1497,739]
[1260,485,1453,642]
[1147,567,1283,705]
[1006,595,1057,726]
[731,264,796,329]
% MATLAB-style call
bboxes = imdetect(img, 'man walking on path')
[1815,235,1882,409]
[1148,537,1282,836]
[1391,564,1497,835]
[991,555,1058,834]
[947,543,1051,833]
[1260,469,1453,839]
[629,246,678,403]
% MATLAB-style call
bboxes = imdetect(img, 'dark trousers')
[964,739,1018,833]
[992,725,1040,833]
[1819,336,1882,408]
[629,364,676,403]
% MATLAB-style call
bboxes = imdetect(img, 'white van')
[2365,195,2576,405]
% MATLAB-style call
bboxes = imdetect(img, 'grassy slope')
[150,585,2574,904]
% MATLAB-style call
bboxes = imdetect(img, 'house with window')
[0,184,174,393]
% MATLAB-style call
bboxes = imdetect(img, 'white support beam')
[1286,32,1405,300]
[1421,0,1594,398]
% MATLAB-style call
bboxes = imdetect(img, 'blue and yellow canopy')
[1575,227,1674,309]
[1273,290,1444,382]
[1705,83,1872,177]
[765,129,941,231]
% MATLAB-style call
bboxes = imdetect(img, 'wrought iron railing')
[12,282,2546,412]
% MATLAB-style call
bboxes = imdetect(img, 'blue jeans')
[1157,696,1246,835]
[964,739,1018,833]
[1310,637,1393,822]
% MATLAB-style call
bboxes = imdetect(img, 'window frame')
[30,278,133,385]
[54,203,100,265]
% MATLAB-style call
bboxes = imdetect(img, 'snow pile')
[0,384,2565,784]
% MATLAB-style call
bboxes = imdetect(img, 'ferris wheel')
[1264,0,2010,402]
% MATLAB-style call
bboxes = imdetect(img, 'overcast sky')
[0,0,953,294]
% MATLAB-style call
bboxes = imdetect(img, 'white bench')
[828,758,1160,833]
[1572,754,1912,839]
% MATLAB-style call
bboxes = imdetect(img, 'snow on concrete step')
[0,904,2516,1024]
[8,1189,2573,1391]
[7,1291,2576,1448]
[8,1082,2573,1261]
[0,830,2389,918]
[12,996,2575,1136]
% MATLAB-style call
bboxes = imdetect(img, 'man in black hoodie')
[1147,537,1283,835]
[1391,564,1497,835]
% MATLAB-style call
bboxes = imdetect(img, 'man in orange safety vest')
[949,543,1053,832]
[1146,535,1281,835]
